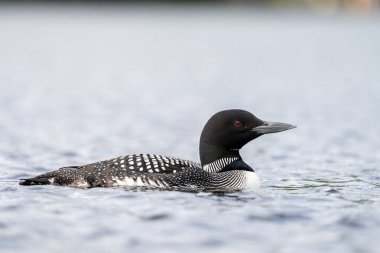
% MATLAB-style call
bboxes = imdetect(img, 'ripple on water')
[86,227,119,240]
[326,188,340,194]
[198,238,225,247]
[246,212,310,223]
[338,216,365,229]
[140,213,172,221]
[60,151,78,157]
[0,186,18,192]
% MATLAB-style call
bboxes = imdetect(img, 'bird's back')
[20,154,201,188]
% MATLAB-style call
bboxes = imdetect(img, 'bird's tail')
[20,167,82,186]
[19,171,57,186]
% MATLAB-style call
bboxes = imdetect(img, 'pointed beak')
[251,121,296,134]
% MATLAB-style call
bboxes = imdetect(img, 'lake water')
[0,4,379,253]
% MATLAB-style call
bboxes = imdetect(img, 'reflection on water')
[0,4,380,253]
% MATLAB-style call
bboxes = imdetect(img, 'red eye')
[233,120,242,127]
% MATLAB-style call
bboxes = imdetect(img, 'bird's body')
[20,109,295,191]
[20,154,260,190]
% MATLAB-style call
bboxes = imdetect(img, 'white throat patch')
[202,157,240,173]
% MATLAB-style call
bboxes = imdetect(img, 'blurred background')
[2,0,379,11]
[0,1,379,253]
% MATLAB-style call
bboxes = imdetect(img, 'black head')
[199,109,296,165]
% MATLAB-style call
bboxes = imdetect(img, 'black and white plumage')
[20,109,296,191]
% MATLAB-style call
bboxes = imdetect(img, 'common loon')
[20,109,295,190]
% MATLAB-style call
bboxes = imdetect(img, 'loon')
[20,109,295,190]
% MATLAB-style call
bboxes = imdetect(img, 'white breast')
[243,171,261,189]
[212,170,261,190]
